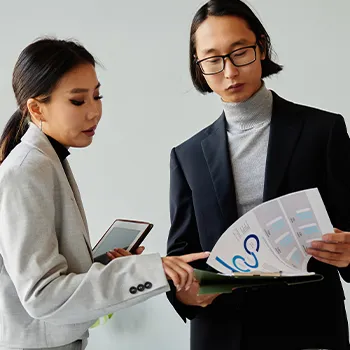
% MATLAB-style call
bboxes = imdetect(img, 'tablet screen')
[93,227,141,257]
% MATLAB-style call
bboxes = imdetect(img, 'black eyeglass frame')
[196,44,257,75]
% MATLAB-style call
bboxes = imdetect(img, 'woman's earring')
[40,120,43,131]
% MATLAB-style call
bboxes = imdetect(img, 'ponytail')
[0,110,28,165]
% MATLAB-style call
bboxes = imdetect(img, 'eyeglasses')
[196,45,257,75]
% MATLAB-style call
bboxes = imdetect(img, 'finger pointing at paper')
[107,247,210,291]
[306,228,350,268]
[162,252,210,292]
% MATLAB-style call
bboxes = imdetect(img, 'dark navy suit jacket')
[167,92,350,350]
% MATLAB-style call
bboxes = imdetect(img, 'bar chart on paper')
[280,190,325,252]
[207,188,334,275]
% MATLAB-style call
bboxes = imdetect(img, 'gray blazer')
[0,123,169,349]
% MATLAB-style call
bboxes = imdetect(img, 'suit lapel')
[263,92,304,201]
[62,160,93,259]
[21,124,93,260]
[201,114,238,229]
[201,93,304,234]
[62,161,89,234]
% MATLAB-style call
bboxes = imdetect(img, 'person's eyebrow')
[68,82,101,94]
[201,39,250,56]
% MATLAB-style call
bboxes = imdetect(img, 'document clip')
[231,271,282,277]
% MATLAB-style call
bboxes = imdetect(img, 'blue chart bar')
[279,234,294,246]
[291,250,302,265]
[301,225,319,235]
[296,210,313,220]
[267,217,285,232]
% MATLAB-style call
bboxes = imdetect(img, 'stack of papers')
[195,188,331,294]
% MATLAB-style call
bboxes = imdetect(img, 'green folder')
[194,269,324,295]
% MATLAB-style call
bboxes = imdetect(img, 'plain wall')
[0,1,349,349]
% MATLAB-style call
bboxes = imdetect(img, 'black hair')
[190,0,283,93]
[0,38,96,164]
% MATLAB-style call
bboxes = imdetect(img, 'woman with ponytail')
[0,38,208,350]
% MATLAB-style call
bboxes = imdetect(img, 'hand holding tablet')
[92,218,210,291]
[106,246,145,260]
[93,219,153,264]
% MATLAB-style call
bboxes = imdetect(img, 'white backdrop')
[0,1,349,349]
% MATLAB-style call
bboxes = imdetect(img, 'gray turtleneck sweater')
[222,84,273,217]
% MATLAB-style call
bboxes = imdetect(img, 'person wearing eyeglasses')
[166,1,350,349]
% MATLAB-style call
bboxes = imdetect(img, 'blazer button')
[144,282,152,289]
[129,287,137,294]
[137,284,145,292]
